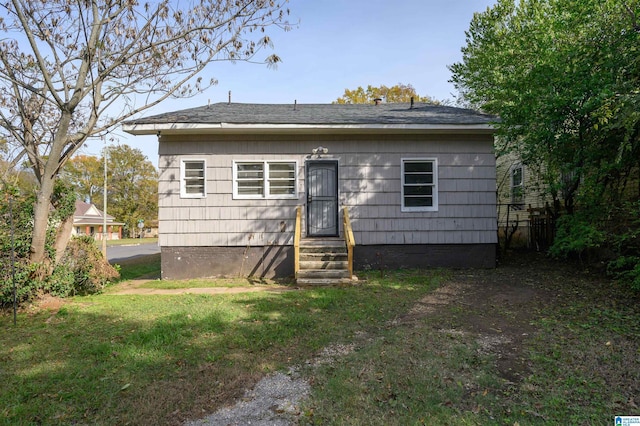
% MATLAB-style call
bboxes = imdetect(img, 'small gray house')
[123,102,497,281]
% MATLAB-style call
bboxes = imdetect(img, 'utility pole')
[9,190,16,325]
[102,141,107,258]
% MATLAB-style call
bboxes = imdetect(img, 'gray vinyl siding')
[158,133,497,247]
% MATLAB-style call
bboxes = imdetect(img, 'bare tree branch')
[0,0,295,267]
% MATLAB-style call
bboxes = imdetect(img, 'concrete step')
[297,269,351,279]
[299,260,349,270]
[296,277,354,286]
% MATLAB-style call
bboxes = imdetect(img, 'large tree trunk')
[29,112,73,272]
[30,177,56,270]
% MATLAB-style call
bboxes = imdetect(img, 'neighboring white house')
[496,152,559,248]
[123,102,498,280]
[72,200,123,240]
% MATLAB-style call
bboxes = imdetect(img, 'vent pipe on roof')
[374,98,382,106]
[410,97,414,109]
[228,90,231,105]
[294,99,297,111]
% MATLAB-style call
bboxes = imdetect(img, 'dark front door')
[306,161,338,236]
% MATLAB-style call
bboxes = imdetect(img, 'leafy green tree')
[61,146,158,238]
[60,155,103,204]
[0,0,292,275]
[104,145,158,238]
[451,0,639,208]
[450,0,640,281]
[334,83,439,104]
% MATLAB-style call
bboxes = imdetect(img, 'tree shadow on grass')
[0,278,430,425]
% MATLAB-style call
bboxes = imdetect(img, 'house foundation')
[161,243,496,280]
[161,246,294,280]
[354,244,496,270]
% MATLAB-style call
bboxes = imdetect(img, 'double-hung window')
[233,161,297,199]
[511,164,524,205]
[180,159,206,198]
[401,158,438,212]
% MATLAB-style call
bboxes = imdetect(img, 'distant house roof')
[73,200,123,226]
[122,102,498,136]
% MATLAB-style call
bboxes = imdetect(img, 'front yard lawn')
[0,269,440,425]
[1,253,638,425]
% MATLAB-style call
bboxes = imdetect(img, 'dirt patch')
[30,295,67,315]
[389,281,470,325]
[389,252,602,386]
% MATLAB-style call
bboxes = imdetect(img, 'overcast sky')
[82,0,497,165]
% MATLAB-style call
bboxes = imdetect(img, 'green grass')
[300,322,501,425]
[0,269,441,425]
[2,263,638,425]
[298,270,640,425]
[111,255,283,288]
[110,253,161,282]
[106,237,158,247]
[136,278,281,289]
[509,297,640,425]
[298,270,502,425]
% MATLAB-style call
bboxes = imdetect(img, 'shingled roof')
[122,102,497,135]
[73,200,122,226]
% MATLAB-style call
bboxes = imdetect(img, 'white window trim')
[233,160,298,199]
[510,164,524,204]
[401,157,438,212]
[180,159,206,199]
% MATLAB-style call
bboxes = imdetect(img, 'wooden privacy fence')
[528,202,556,250]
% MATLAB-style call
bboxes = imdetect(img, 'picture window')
[234,161,297,199]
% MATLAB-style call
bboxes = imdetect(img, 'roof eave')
[73,220,125,226]
[121,122,497,136]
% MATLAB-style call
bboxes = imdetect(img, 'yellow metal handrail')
[294,206,302,277]
[343,207,355,279]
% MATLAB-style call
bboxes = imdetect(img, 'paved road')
[107,242,160,262]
